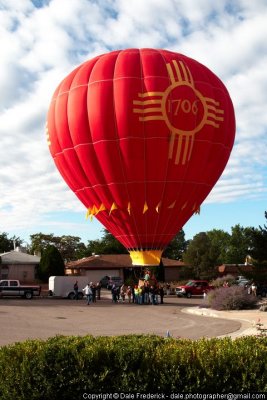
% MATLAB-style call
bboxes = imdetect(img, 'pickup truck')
[175,280,214,298]
[0,280,41,299]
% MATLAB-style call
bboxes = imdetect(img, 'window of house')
[1,266,9,280]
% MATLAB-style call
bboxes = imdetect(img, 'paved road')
[0,295,241,346]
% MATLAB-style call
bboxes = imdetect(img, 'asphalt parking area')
[0,296,241,346]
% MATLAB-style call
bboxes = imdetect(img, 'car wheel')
[78,292,84,300]
[68,292,75,300]
[25,291,33,300]
[186,292,192,298]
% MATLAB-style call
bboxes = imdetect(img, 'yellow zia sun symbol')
[133,60,224,165]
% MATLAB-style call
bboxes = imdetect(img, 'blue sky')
[0,0,267,246]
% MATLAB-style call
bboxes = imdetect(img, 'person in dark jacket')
[73,281,79,300]
[159,285,164,304]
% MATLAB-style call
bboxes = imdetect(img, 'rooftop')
[66,254,185,269]
[0,249,40,264]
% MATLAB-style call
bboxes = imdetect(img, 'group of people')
[111,283,165,305]
[110,269,165,305]
[73,281,102,305]
[74,269,167,306]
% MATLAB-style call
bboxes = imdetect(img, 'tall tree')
[182,232,217,279]
[248,212,267,262]
[56,235,87,261]
[85,229,127,256]
[206,229,231,265]
[224,225,251,264]
[30,233,57,255]
[162,229,188,260]
[29,233,86,261]
[245,212,267,283]
[37,245,65,282]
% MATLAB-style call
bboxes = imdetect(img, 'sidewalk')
[183,304,267,338]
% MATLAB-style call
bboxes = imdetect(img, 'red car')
[175,280,213,298]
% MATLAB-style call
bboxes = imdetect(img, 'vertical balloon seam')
[149,49,176,252]
[111,49,139,251]
[79,59,118,231]
[126,49,145,251]
[139,48,149,252]
[125,49,147,251]
[87,55,128,247]
[98,52,137,250]
[155,54,197,250]
[74,57,119,231]
[83,60,119,224]
[156,53,194,249]
[66,68,99,199]
[54,71,91,193]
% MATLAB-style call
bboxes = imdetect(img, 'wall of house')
[0,264,37,283]
[164,267,181,282]
[67,269,122,282]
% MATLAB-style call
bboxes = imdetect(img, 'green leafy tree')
[37,245,65,282]
[0,232,23,253]
[162,230,188,260]
[206,229,231,265]
[245,212,267,283]
[85,229,127,256]
[248,212,267,262]
[101,230,128,254]
[56,235,86,261]
[182,232,217,279]
[224,225,252,264]
[30,233,57,255]
[29,233,86,261]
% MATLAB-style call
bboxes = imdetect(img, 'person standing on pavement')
[96,282,102,300]
[91,282,96,303]
[74,281,79,300]
[159,285,164,304]
[83,283,92,305]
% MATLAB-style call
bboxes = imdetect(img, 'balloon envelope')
[46,48,235,265]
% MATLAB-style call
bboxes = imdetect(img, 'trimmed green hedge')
[0,335,266,398]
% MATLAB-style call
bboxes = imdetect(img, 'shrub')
[0,335,266,398]
[207,285,258,310]
[210,274,236,288]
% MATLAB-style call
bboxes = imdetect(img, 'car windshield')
[186,281,195,286]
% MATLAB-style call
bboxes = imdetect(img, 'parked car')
[235,275,250,286]
[0,280,41,299]
[175,280,214,298]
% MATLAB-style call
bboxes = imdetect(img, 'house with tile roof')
[217,263,254,277]
[0,247,40,283]
[65,253,185,282]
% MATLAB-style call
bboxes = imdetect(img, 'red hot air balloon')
[46,48,235,266]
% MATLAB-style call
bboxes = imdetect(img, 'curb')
[181,306,260,338]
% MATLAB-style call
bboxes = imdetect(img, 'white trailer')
[48,276,91,299]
